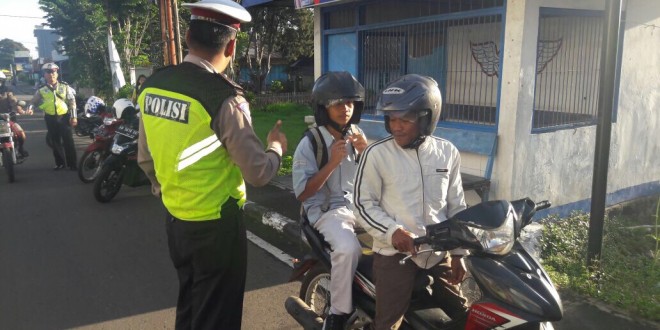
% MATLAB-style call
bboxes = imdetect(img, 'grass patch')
[538,198,660,321]
[250,102,313,175]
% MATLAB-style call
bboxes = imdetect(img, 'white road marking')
[247,230,294,268]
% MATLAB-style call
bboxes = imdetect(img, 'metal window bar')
[532,11,603,131]
[358,13,502,128]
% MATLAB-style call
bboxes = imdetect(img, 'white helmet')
[111,98,136,120]
[84,96,106,116]
[0,71,6,80]
[42,63,59,71]
[182,0,252,27]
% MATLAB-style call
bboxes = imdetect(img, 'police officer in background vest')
[137,1,287,328]
[30,63,78,170]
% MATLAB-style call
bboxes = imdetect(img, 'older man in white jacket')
[353,74,468,330]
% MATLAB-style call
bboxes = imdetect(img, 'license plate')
[116,125,138,139]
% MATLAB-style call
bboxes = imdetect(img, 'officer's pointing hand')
[267,120,287,155]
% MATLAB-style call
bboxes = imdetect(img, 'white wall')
[496,0,659,212]
[445,22,501,107]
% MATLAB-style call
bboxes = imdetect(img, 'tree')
[39,0,162,98]
[102,0,160,69]
[242,6,313,92]
[0,39,29,69]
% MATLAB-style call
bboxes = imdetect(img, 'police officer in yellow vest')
[137,1,287,328]
[31,62,78,170]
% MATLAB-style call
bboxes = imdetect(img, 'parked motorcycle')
[285,198,561,329]
[75,96,110,139]
[0,112,25,183]
[92,99,148,202]
[74,110,105,138]
[77,116,123,183]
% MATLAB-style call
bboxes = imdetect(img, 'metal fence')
[357,11,503,128]
[251,92,312,108]
[532,9,604,131]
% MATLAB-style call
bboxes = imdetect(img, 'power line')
[0,14,45,19]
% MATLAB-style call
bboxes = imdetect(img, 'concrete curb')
[243,200,301,246]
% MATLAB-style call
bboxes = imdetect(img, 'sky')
[0,0,48,59]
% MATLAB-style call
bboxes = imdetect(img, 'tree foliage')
[38,0,314,97]
[39,0,160,98]
[0,39,29,69]
[242,6,313,92]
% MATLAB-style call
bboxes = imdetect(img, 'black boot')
[322,313,349,330]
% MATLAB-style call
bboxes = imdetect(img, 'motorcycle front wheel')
[2,148,15,183]
[299,264,331,321]
[78,150,106,183]
[93,164,124,202]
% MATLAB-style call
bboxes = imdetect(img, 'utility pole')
[587,0,623,267]
[159,0,178,66]
[173,0,183,63]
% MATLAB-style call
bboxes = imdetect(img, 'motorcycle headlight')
[111,144,126,154]
[466,211,515,255]
[0,123,10,135]
[103,117,117,126]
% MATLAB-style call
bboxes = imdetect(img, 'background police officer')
[137,0,287,329]
[31,63,78,170]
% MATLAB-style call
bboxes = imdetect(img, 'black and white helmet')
[311,71,365,129]
[377,74,442,136]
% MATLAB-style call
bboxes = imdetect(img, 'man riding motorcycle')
[353,74,468,330]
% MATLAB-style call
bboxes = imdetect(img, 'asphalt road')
[5,85,655,330]
[0,115,301,329]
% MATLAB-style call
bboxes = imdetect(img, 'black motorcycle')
[92,110,148,202]
[286,198,561,330]
[75,109,106,139]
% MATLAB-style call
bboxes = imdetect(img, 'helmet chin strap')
[402,135,426,149]
[328,120,351,137]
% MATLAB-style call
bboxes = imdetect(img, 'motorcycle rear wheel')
[2,148,15,183]
[78,150,105,183]
[299,264,331,321]
[93,165,124,202]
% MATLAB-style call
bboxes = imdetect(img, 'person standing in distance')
[30,63,78,170]
[353,74,468,330]
[137,0,287,329]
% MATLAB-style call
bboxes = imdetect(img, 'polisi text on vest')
[144,94,191,124]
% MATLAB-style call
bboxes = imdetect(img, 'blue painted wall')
[327,33,357,76]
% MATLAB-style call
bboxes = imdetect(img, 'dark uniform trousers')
[44,113,77,167]
[165,198,247,330]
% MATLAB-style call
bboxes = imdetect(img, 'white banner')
[108,33,126,93]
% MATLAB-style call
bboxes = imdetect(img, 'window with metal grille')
[358,14,503,128]
[532,8,604,131]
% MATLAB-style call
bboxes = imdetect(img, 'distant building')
[13,51,32,72]
[33,25,61,61]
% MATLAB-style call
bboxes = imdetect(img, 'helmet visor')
[384,109,429,123]
[325,98,358,108]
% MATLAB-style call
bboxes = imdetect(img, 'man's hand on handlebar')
[447,255,466,285]
[392,228,418,256]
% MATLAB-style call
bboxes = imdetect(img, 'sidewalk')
[243,174,659,330]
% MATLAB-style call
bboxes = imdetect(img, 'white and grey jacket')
[353,135,467,268]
